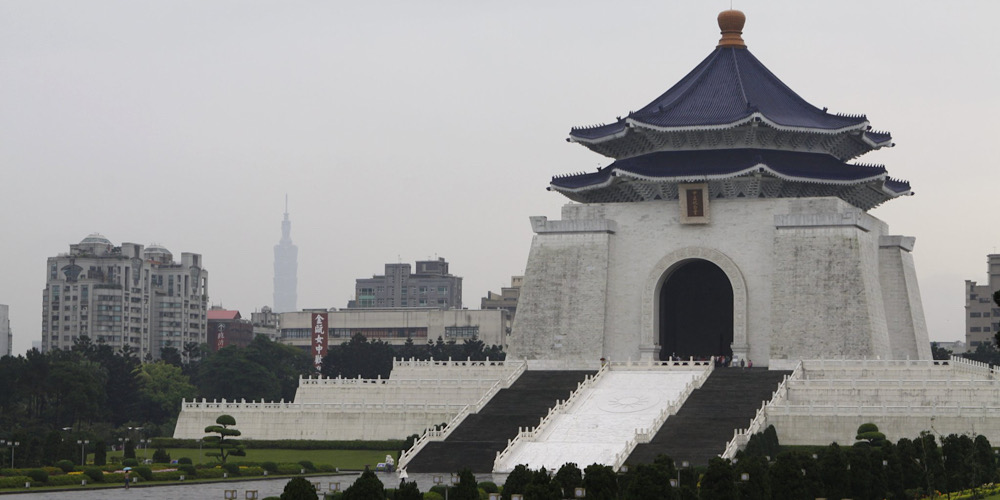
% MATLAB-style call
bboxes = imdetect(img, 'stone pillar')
[878,236,932,360]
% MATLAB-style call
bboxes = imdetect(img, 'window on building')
[419,287,428,295]
[438,286,448,293]
[445,326,479,339]
[986,312,992,318]
[971,327,982,332]
[971,312,982,317]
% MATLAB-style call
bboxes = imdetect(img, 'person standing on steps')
[740,358,745,370]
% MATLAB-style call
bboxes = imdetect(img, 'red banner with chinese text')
[311,312,328,370]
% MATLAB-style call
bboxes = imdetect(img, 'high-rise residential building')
[348,257,462,309]
[273,197,298,313]
[41,234,209,360]
[0,304,11,356]
[965,254,1000,348]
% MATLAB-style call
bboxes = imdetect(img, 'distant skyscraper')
[273,196,298,313]
[0,304,11,356]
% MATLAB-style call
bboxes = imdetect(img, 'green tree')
[203,414,245,463]
[554,462,583,499]
[524,467,562,500]
[135,361,197,424]
[973,435,996,486]
[92,440,107,466]
[734,452,770,500]
[582,464,617,500]
[700,457,736,500]
[194,347,281,401]
[244,335,315,401]
[502,464,532,500]
[123,439,136,459]
[855,422,887,447]
[930,342,953,360]
[280,476,319,500]
[322,334,395,380]
[450,469,479,500]
[395,479,422,500]
[159,347,183,367]
[621,462,674,500]
[343,469,384,500]
[769,452,809,500]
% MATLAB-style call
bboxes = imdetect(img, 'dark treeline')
[0,332,502,468]
[489,425,998,500]
[321,334,505,380]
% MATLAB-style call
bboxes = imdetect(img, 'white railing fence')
[720,360,802,459]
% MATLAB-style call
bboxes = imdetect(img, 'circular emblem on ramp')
[598,392,660,413]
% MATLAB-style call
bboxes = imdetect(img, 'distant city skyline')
[2,2,998,355]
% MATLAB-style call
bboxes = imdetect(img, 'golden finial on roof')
[717,10,746,48]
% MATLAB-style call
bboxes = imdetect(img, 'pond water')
[5,471,505,499]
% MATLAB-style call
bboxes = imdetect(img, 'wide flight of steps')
[628,367,790,466]
[404,370,593,473]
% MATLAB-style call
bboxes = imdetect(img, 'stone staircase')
[403,370,593,473]
[628,368,790,466]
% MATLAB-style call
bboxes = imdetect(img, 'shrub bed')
[24,469,48,483]
[47,475,84,486]
[152,438,405,450]
[276,463,304,474]
[195,467,225,479]
[241,466,265,476]
[152,470,185,481]
[0,476,31,488]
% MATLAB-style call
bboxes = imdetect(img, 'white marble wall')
[511,196,930,367]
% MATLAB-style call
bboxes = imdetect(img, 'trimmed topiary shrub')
[261,461,278,473]
[222,462,240,475]
[25,469,48,483]
[152,448,171,463]
[297,460,316,471]
[478,481,498,493]
[177,457,193,465]
[317,464,336,473]
[84,468,105,482]
[134,466,153,481]
[280,476,318,500]
[178,464,196,477]
[122,458,138,467]
[55,460,75,473]
[422,492,443,500]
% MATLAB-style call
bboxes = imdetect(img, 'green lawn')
[100,448,395,469]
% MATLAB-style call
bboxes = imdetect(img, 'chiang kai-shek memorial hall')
[509,9,931,369]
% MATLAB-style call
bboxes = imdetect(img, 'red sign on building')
[311,313,328,370]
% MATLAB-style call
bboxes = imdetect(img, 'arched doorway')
[658,259,734,360]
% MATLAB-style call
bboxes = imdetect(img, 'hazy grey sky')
[2,1,997,356]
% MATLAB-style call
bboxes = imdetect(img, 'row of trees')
[0,332,503,468]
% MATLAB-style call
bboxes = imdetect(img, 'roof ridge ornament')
[717,10,746,48]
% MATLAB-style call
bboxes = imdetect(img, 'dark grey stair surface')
[628,367,790,466]
[404,370,594,473]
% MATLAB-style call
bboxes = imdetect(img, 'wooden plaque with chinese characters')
[679,183,710,224]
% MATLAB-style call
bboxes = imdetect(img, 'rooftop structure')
[207,308,254,351]
[553,10,909,211]
[964,254,1000,348]
[348,257,462,309]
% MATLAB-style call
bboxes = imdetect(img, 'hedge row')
[151,437,405,450]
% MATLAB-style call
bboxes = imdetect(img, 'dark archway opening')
[658,259,734,360]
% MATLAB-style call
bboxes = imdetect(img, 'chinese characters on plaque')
[679,183,710,224]
[311,312,329,370]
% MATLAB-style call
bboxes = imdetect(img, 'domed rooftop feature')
[717,9,746,48]
[80,233,112,246]
[143,243,173,263]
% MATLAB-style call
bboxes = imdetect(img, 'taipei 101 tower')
[273,195,298,313]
